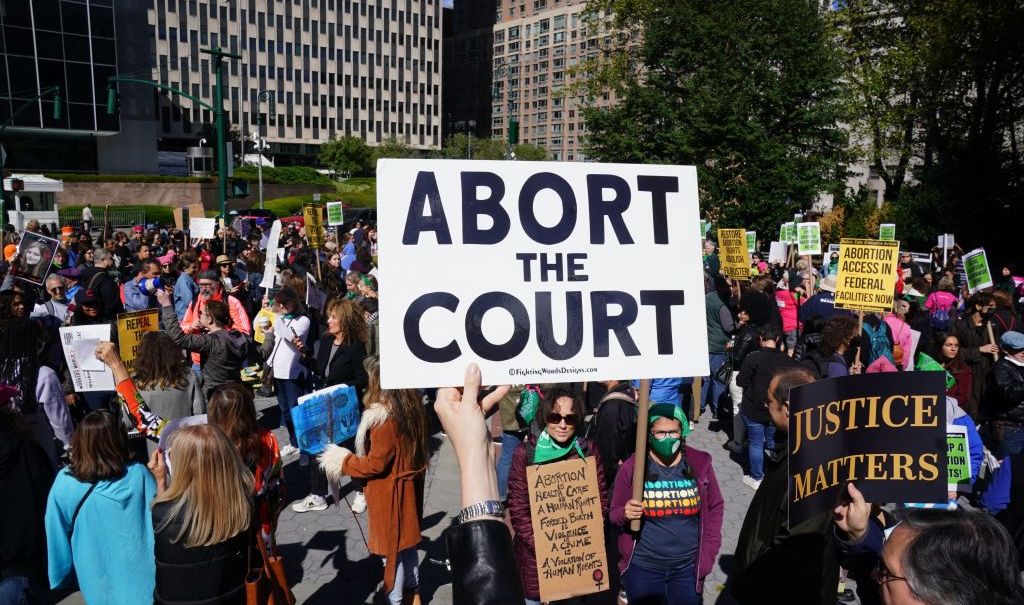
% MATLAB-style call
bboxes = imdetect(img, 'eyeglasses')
[870,558,907,585]
[651,430,681,439]
[545,412,579,426]
[48,286,65,293]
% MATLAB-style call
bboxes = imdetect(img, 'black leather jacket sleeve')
[993,361,1024,421]
[445,520,524,605]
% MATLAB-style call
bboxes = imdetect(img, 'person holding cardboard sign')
[609,404,724,605]
[507,388,609,605]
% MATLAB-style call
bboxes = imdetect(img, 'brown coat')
[323,404,425,592]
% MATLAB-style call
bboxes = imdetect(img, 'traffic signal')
[508,117,519,146]
[228,178,250,198]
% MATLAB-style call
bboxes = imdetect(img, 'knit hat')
[3,244,16,262]
[739,291,773,326]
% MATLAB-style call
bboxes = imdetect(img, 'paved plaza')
[58,394,752,605]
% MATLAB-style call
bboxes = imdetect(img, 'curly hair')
[821,315,858,356]
[133,331,191,391]
[326,298,368,345]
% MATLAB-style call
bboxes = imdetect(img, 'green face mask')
[650,434,681,459]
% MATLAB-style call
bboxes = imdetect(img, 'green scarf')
[533,429,585,464]
[916,352,956,390]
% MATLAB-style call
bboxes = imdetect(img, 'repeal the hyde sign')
[377,159,710,388]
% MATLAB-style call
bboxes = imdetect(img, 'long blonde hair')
[362,357,429,470]
[153,424,254,548]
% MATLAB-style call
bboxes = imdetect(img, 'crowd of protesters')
[0,206,1022,605]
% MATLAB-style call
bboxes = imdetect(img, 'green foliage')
[336,177,377,208]
[582,0,851,239]
[318,136,373,176]
[372,137,414,164]
[44,173,213,183]
[441,134,511,160]
[60,204,177,225]
[261,195,315,217]
[233,165,333,185]
[512,143,548,161]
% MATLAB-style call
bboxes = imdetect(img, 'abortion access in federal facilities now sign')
[377,159,710,389]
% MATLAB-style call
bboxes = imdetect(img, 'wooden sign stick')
[630,379,651,532]
[854,310,865,369]
[986,322,999,360]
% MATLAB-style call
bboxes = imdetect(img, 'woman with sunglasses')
[507,388,609,605]
[610,404,724,605]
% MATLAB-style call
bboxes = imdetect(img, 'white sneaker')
[291,494,328,513]
[299,453,309,467]
[280,444,298,457]
[351,491,367,514]
[742,475,762,491]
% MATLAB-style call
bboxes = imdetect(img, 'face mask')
[650,435,681,459]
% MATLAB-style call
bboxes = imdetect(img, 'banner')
[527,457,609,602]
[326,201,345,227]
[116,310,159,373]
[879,223,896,241]
[718,228,750,280]
[788,372,947,527]
[746,231,756,254]
[376,159,709,388]
[60,324,115,392]
[834,238,900,313]
[303,204,325,248]
[962,248,993,293]
[189,217,216,240]
[796,222,821,255]
[291,384,361,455]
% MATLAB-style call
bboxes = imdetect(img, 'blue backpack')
[862,322,895,365]
[929,306,954,332]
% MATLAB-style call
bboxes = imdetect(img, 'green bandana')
[533,429,585,464]
[648,403,691,438]
[916,352,956,390]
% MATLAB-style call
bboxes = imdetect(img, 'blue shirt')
[123,277,155,312]
[174,273,199,320]
[631,458,701,570]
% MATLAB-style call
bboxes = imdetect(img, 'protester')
[991,288,1020,334]
[31,274,69,322]
[151,424,253,604]
[44,411,158,605]
[985,331,1024,458]
[725,290,773,453]
[261,287,310,458]
[883,299,913,369]
[933,334,973,407]
[181,269,252,338]
[157,288,255,398]
[132,331,206,427]
[591,380,638,499]
[123,259,161,312]
[702,239,720,276]
[293,299,369,514]
[953,292,1001,417]
[172,250,199,321]
[319,357,429,605]
[610,403,723,604]
[798,275,846,322]
[733,367,840,605]
[703,273,734,417]
[507,387,608,605]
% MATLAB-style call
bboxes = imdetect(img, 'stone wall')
[57,181,335,210]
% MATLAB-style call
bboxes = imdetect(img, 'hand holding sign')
[832,482,871,542]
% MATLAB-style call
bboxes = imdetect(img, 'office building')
[491,0,615,161]
[442,0,496,142]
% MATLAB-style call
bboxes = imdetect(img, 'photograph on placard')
[11,231,59,286]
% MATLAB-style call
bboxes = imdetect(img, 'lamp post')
[251,132,268,210]
[0,85,62,233]
[493,58,519,160]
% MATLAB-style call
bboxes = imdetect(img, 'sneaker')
[724,440,745,455]
[299,453,310,467]
[280,444,298,457]
[742,475,762,491]
[351,491,367,514]
[291,494,328,513]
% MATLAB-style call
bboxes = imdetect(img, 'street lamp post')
[0,85,62,233]
[251,132,268,210]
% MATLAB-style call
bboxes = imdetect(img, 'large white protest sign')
[377,159,710,388]
[259,220,282,289]
[189,217,217,240]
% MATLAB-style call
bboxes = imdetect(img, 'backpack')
[582,389,636,440]
[801,349,831,380]
[929,306,954,332]
[863,322,895,366]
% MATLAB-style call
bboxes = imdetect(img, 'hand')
[980,344,999,355]
[64,394,77,407]
[291,336,305,353]
[155,288,172,308]
[833,482,871,541]
[850,362,863,375]
[434,364,510,509]
[147,447,167,481]
[95,341,121,367]
[623,499,644,521]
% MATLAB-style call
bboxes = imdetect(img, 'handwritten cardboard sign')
[527,456,609,602]
[376,159,709,388]
[116,309,159,373]
[788,372,947,527]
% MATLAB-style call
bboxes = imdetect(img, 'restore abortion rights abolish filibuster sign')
[376,159,710,388]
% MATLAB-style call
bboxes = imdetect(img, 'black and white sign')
[377,159,709,388]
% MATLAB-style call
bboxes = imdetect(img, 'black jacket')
[79,266,125,317]
[446,520,525,605]
[737,350,797,423]
[160,306,256,397]
[152,502,247,605]
[986,359,1024,423]
[313,335,368,397]
[589,383,637,495]
[731,323,761,368]
[0,420,54,583]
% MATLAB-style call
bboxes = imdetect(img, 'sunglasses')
[545,412,579,426]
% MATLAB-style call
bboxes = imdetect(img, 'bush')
[261,195,315,217]
[60,204,178,225]
[233,165,333,185]
[336,177,376,208]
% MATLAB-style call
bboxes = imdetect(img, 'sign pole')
[855,310,864,368]
[943,235,948,268]
[986,322,999,361]
[630,379,651,532]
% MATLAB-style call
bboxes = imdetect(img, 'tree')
[318,136,371,176]
[582,0,851,237]
[372,136,414,163]
[512,143,548,161]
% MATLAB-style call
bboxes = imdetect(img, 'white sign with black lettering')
[377,159,710,388]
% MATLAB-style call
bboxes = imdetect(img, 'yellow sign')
[303,204,325,248]
[835,238,900,312]
[717,228,750,281]
[116,309,160,373]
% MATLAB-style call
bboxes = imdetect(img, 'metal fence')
[59,207,147,229]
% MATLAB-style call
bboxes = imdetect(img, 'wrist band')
[457,500,505,524]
